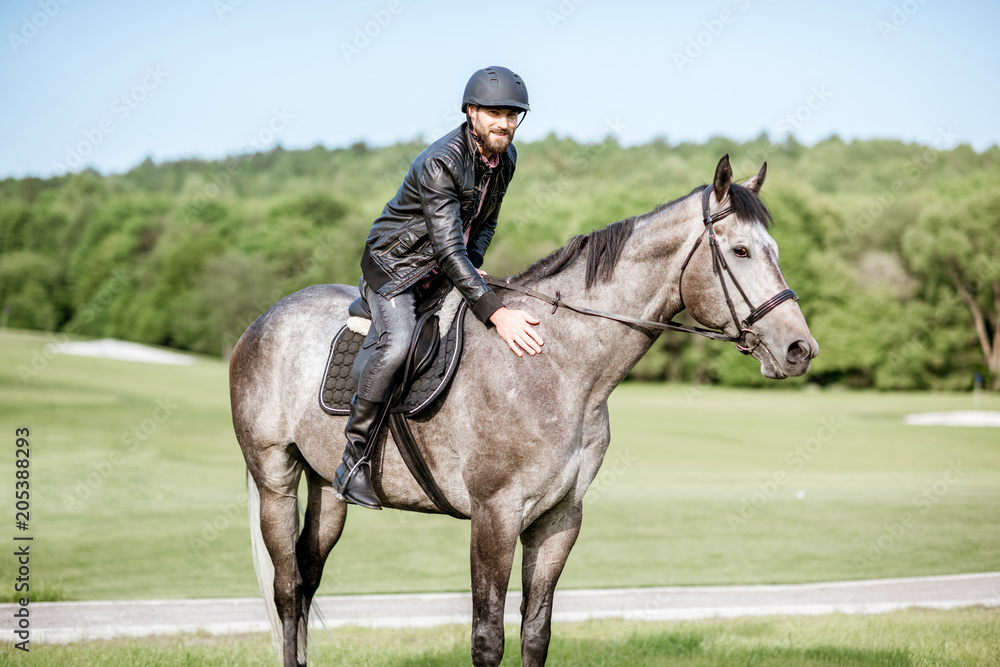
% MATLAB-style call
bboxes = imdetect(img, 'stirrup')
[334,458,365,499]
[334,458,381,509]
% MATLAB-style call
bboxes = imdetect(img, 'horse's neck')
[525,203,698,400]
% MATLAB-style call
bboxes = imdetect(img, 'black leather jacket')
[360,122,514,324]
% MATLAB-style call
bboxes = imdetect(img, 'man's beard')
[473,116,513,155]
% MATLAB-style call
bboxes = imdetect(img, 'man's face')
[469,106,520,155]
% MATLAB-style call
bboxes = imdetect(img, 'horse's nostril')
[787,340,809,364]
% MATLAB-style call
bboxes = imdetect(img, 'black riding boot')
[333,395,384,510]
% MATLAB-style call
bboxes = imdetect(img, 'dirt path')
[8,572,998,644]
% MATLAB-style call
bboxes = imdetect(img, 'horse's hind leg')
[518,502,583,667]
[250,444,306,667]
[297,466,348,621]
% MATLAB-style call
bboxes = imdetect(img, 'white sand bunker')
[904,411,1000,428]
[46,338,195,366]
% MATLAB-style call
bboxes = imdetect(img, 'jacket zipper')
[377,219,419,256]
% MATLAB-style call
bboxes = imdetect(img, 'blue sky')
[2,0,998,179]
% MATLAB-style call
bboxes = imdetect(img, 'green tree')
[171,250,284,358]
[902,188,1000,389]
[0,251,62,330]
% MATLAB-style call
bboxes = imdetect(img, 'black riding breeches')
[355,282,418,403]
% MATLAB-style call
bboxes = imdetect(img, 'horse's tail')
[246,469,287,659]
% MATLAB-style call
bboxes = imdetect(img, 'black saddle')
[319,290,467,417]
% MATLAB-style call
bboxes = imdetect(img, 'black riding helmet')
[461,66,530,115]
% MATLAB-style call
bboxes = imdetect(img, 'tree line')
[2,132,998,389]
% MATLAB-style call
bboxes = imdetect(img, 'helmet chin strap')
[466,111,488,159]
[467,109,483,144]
[467,111,500,159]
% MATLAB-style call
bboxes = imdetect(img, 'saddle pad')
[319,301,467,417]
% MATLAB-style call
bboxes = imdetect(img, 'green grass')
[3,608,999,665]
[1,328,998,601]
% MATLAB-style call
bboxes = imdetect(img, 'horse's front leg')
[519,501,583,667]
[469,501,521,667]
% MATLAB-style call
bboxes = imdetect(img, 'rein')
[482,274,736,342]
[483,185,798,354]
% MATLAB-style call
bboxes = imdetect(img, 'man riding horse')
[333,66,545,509]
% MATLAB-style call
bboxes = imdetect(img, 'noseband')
[676,186,798,354]
[483,185,798,352]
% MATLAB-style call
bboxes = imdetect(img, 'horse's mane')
[512,183,773,289]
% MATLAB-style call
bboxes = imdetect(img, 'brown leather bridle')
[676,186,798,354]
[483,185,798,354]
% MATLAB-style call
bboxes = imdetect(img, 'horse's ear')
[742,162,767,195]
[713,154,733,203]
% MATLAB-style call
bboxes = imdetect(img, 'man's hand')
[489,306,544,357]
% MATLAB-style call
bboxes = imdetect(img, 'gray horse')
[230,155,817,666]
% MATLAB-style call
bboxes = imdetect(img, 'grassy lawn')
[1,328,998,601]
[3,608,999,665]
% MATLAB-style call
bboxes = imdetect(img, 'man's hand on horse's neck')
[489,307,544,358]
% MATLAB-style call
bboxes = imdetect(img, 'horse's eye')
[734,246,750,259]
